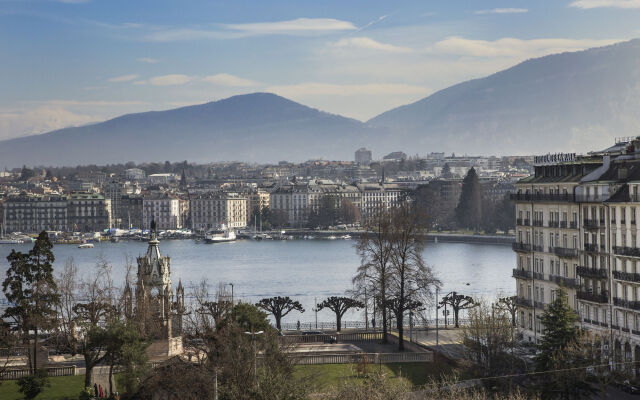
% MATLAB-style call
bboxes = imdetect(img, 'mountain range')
[2,39,640,167]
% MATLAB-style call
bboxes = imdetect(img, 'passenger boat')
[78,243,94,249]
[204,224,236,243]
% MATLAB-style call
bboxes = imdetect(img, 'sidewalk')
[409,327,466,360]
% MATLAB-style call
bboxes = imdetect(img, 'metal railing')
[577,291,609,304]
[613,270,640,283]
[510,193,575,202]
[548,221,560,228]
[550,247,579,258]
[279,332,383,344]
[515,297,533,307]
[512,268,532,279]
[549,275,579,288]
[613,246,640,257]
[576,266,608,278]
[533,244,545,252]
[291,352,433,365]
[613,297,640,311]
[512,242,532,252]
[532,220,544,227]
[533,272,544,280]
[583,219,605,229]
[0,366,76,380]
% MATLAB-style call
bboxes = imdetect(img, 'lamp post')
[228,283,234,305]
[244,329,264,387]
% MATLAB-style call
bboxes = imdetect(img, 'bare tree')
[255,296,304,331]
[353,209,393,342]
[440,292,477,328]
[316,297,364,332]
[388,204,440,351]
[496,295,517,327]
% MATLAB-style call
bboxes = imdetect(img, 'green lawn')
[294,354,476,390]
[0,374,86,400]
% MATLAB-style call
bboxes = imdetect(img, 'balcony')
[575,194,610,203]
[512,242,532,252]
[532,220,544,227]
[576,266,608,279]
[515,297,533,308]
[532,244,545,252]
[512,268,532,279]
[559,221,568,228]
[516,218,530,226]
[613,246,640,257]
[533,272,544,280]
[549,275,579,288]
[583,219,605,229]
[569,221,578,229]
[534,301,546,310]
[613,270,640,283]
[584,243,600,253]
[613,297,640,311]
[577,291,609,304]
[548,221,559,228]
[550,246,579,258]
[510,193,575,203]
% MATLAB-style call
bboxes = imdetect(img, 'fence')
[0,346,30,358]
[279,319,470,332]
[279,331,382,344]
[290,352,433,365]
[0,365,76,380]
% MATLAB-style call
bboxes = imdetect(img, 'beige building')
[143,193,184,230]
[67,192,111,232]
[190,193,248,231]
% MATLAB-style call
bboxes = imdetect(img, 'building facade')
[67,192,111,232]
[2,194,68,233]
[190,193,248,231]
[143,193,183,230]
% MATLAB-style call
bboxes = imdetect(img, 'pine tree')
[534,287,579,372]
[455,168,482,231]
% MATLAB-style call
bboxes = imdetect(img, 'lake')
[0,239,514,324]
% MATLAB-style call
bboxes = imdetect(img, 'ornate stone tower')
[136,220,173,339]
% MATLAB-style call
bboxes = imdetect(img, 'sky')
[1,0,640,141]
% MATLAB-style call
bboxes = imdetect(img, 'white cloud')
[475,8,528,14]
[432,37,621,57]
[222,18,356,35]
[569,0,640,8]
[137,57,159,64]
[38,100,146,107]
[0,107,99,140]
[107,74,139,83]
[147,74,192,86]
[203,73,257,87]
[145,18,356,41]
[266,82,432,97]
[330,37,412,53]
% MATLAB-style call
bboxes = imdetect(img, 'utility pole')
[314,297,318,330]
[229,283,234,305]
[435,287,439,347]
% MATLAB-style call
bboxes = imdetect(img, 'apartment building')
[190,193,248,231]
[356,183,406,221]
[2,193,68,233]
[67,192,111,232]
[143,193,183,230]
[513,137,640,368]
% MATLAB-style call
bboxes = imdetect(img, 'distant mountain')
[369,39,640,155]
[0,93,388,167]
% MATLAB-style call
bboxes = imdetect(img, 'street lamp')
[244,330,264,386]
[228,283,234,304]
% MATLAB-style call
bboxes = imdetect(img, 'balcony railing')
[613,246,640,257]
[516,218,530,226]
[584,243,599,253]
[583,219,605,229]
[575,194,610,203]
[549,275,579,288]
[515,297,533,308]
[510,193,575,203]
[577,291,609,304]
[533,272,544,280]
[613,297,640,311]
[559,221,568,228]
[569,221,578,229]
[512,242,532,252]
[550,247,579,258]
[576,266,608,279]
[532,220,544,227]
[613,270,640,283]
[533,244,545,252]
[534,301,546,310]
[548,221,559,228]
[512,268,532,279]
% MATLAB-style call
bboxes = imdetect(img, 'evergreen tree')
[534,287,579,372]
[455,168,483,231]
[2,231,59,373]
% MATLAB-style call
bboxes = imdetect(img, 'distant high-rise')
[355,147,372,165]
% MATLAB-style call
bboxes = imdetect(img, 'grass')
[294,353,478,390]
[0,374,86,400]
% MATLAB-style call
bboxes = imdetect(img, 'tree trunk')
[454,308,460,328]
[397,313,404,351]
[33,327,38,374]
[84,356,93,389]
[109,362,114,395]
[381,301,388,343]
[336,314,342,332]
[275,314,281,331]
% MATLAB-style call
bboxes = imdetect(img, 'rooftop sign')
[534,153,576,166]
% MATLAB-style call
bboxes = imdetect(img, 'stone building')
[67,192,111,232]
[2,193,68,233]
[143,193,184,230]
[190,193,248,231]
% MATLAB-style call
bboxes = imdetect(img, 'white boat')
[204,225,237,243]
[78,243,94,249]
[340,235,352,240]
[0,238,20,244]
[327,235,338,240]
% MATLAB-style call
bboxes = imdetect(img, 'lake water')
[0,239,514,324]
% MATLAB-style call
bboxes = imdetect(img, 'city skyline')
[2,0,640,141]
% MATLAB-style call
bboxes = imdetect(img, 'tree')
[534,287,579,373]
[339,199,360,225]
[496,296,517,327]
[316,297,364,332]
[462,301,515,377]
[20,165,35,181]
[17,369,49,400]
[440,292,477,328]
[455,167,482,231]
[2,231,60,373]
[256,296,304,331]
[231,302,271,333]
[354,209,393,343]
[388,204,440,351]
[104,318,149,395]
[441,163,453,179]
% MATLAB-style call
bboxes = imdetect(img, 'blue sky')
[1,0,639,140]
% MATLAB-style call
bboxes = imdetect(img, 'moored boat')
[204,224,237,243]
